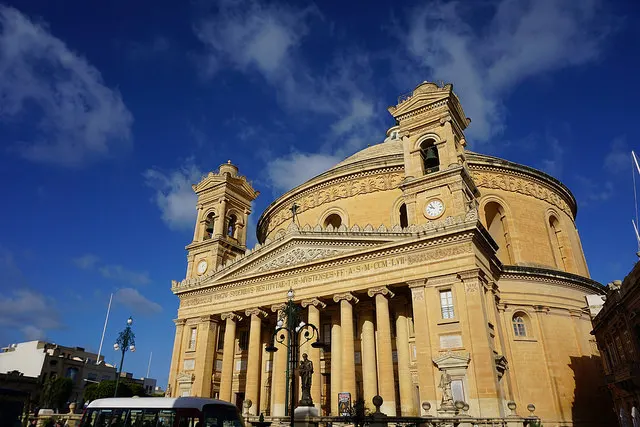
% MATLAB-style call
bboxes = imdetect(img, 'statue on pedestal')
[299,353,314,406]
[438,370,454,410]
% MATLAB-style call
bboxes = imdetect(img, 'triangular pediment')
[192,172,258,199]
[433,352,471,370]
[218,233,401,280]
[388,82,453,118]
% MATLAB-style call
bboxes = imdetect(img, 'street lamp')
[113,316,136,397]
[266,288,325,427]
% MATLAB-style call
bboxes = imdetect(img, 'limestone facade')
[167,82,611,426]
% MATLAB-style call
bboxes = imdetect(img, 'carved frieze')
[256,248,342,273]
[263,170,404,236]
[472,170,572,215]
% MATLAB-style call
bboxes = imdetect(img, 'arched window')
[548,215,567,270]
[484,201,514,264]
[399,203,408,228]
[512,315,527,337]
[324,213,342,229]
[419,139,439,174]
[227,214,237,239]
[204,213,215,240]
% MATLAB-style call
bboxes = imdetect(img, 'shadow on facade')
[569,355,617,426]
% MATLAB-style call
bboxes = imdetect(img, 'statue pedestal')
[294,406,318,427]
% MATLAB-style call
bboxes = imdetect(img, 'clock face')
[424,199,445,219]
[196,260,208,275]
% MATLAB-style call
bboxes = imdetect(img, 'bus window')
[157,410,176,427]
[202,405,243,427]
[80,409,99,427]
[96,409,113,427]
[111,409,128,427]
[126,409,144,427]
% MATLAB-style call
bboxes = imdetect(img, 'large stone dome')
[257,138,583,275]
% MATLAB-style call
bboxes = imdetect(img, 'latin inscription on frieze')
[181,245,472,307]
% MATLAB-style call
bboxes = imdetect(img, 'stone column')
[219,312,241,402]
[214,198,227,237]
[408,280,436,414]
[193,204,203,241]
[239,209,250,247]
[395,304,415,415]
[270,304,287,416]
[330,310,342,415]
[302,298,326,412]
[334,292,358,407]
[358,304,378,412]
[458,270,501,417]
[368,286,396,415]
[245,308,267,415]
[168,318,186,397]
[194,315,218,397]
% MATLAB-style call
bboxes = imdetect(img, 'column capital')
[199,314,217,323]
[368,286,395,299]
[333,292,359,304]
[221,312,242,321]
[173,318,187,326]
[496,302,507,313]
[301,298,327,309]
[245,308,268,318]
[271,303,286,313]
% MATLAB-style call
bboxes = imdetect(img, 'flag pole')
[147,352,153,378]
[97,293,113,365]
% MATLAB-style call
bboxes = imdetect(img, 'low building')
[0,341,117,404]
[0,370,39,422]
[591,262,640,423]
[118,372,157,395]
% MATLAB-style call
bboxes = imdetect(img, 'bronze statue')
[299,353,314,406]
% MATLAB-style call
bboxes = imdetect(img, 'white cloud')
[605,136,629,174]
[194,1,384,192]
[574,175,615,205]
[0,5,133,166]
[143,160,204,230]
[0,289,63,341]
[538,136,564,178]
[99,265,151,286]
[193,0,313,81]
[72,253,100,270]
[401,0,609,142]
[114,288,162,316]
[266,152,342,194]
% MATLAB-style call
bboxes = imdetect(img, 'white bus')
[79,397,244,427]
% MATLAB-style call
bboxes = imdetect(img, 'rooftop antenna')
[96,293,113,365]
[632,151,640,257]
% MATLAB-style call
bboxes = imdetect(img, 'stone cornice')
[501,265,604,295]
[199,315,217,323]
[333,292,360,304]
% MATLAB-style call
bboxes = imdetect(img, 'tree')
[40,377,73,411]
[83,379,147,402]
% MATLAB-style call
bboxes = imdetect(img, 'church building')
[167,81,611,425]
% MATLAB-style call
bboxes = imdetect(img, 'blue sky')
[1,0,639,389]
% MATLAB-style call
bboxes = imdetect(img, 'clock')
[196,260,208,275]
[424,198,445,219]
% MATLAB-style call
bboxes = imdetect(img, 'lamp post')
[266,288,325,427]
[113,316,136,397]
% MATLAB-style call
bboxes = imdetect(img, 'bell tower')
[185,161,259,279]
[387,81,478,225]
